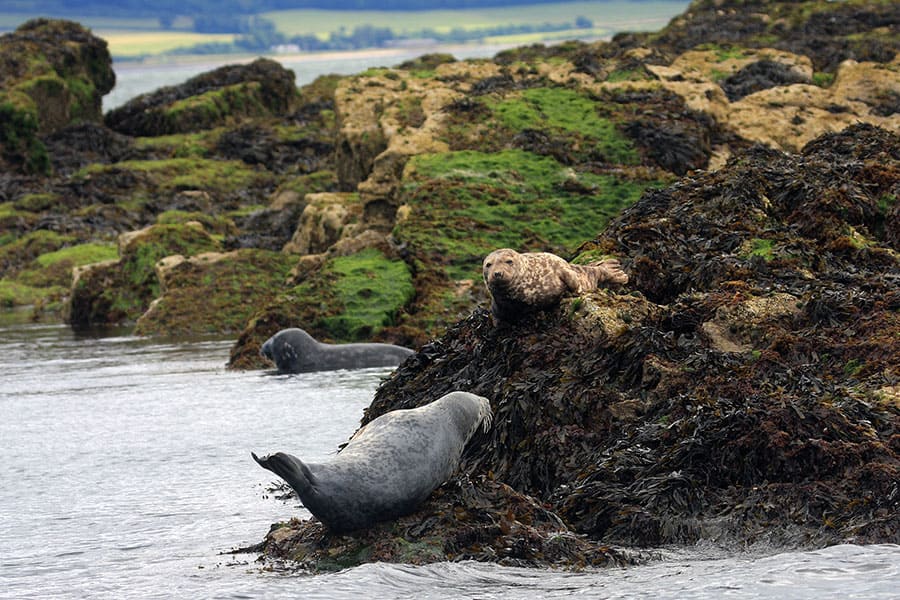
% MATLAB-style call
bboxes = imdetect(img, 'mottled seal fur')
[483,248,628,322]
[260,327,414,373]
[252,391,492,533]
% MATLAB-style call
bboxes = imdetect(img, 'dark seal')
[260,327,414,374]
[253,391,492,533]
[483,248,628,322]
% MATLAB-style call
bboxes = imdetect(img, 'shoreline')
[110,41,541,71]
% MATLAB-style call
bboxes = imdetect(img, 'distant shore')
[105,41,523,109]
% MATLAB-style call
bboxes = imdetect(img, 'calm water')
[0,323,898,599]
[106,44,515,111]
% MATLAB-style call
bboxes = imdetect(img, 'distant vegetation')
[2,1,687,58]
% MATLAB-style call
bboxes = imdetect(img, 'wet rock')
[104,58,298,136]
[42,122,133,174]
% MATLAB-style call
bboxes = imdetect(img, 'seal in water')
[260,327,414,373]
[252,391,492,533]
[482,248,628,322]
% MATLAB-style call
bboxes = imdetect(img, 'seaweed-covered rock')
[255,475,642,572]
[720,59,812,101]
[0,19,114,173]
[104,58,298,136]
[260,123,899,567]
[133,249,296,336]
[632,0,899,73]
[66,223,220,328]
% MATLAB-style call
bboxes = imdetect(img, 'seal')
[260,327,414,373]
[252,391,492,533]
[482,248,628,322]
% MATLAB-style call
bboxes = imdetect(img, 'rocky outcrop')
[133,248,296,336]
[66,223,220,329]
[105,58,299,136]
[260,123,899,569]
[0,19,115,173]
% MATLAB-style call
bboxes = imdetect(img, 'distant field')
[0,1,688,58]
[262,1,687,36]
[97,31,237,56]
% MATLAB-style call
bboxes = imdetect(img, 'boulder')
[105,58,298,136]
[66,223,220,329]
[0,19,114,173]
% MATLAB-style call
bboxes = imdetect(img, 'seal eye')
[505,259,513,265]
[484,262,492,268]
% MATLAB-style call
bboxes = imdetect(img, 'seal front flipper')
[252,451,316,497]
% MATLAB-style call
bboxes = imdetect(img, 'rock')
[104,58,298,136]
[0,19,114,173]
[66,223,220,329]
[720,59,812,101]
[133,249,296,336]
[282,192,363,255]
[257,122,899,570]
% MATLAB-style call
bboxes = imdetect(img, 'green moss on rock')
[228,248,414,369]
[488,88,640,165]
[66,223,221,329]
[133,249,296,336]
[392,149,657,333]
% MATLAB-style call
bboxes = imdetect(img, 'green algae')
[34,243,118,269]
[0,99,49,174]
[155,210,238,236]
[397,149,654,281]
[487,87,640,165]
[75,157,274,194]
[317,248,416,340]
[133,248,296,336]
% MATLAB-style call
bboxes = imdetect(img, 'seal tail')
[251,451,316,497]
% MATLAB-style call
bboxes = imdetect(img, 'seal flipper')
[252,451,316,497]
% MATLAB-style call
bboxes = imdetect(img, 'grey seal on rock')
[260,327,414,373]
[252,391,492,533]
[483,248,628,322]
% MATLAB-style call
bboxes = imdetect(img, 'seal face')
[260,327,414,373]
[482,248,627,322]
[253,391,492,533]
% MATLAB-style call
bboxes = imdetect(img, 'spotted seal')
[482,248,628,322]
[252,391,492,533]
[260,327,414,374]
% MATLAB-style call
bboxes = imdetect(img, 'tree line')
[21,0,596,20]
[178,14,596,56]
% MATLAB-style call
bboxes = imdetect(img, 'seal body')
[253,391,492,533]
[260,327,414,373]
[482,248,628,322]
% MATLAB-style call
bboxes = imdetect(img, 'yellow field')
[95,31,237,57]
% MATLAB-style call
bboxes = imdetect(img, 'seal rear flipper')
[251,451,316,496]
